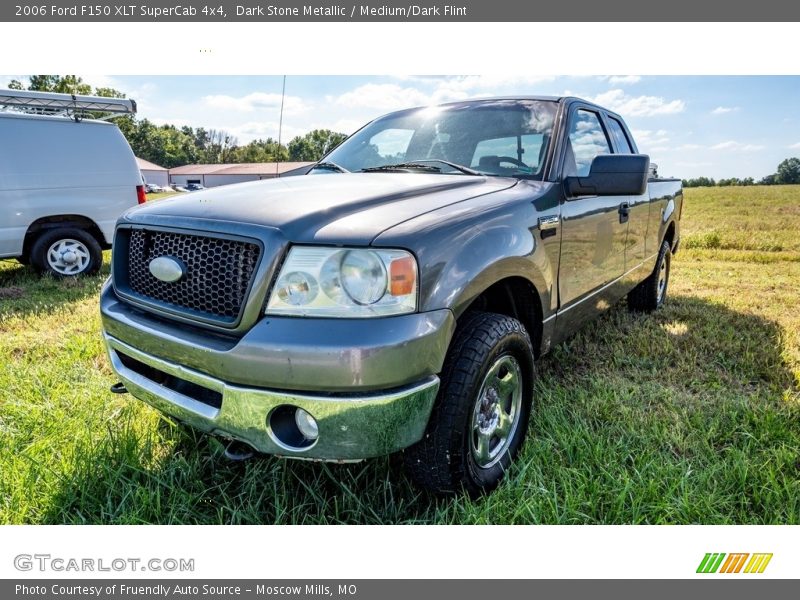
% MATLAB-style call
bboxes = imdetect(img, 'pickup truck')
[100,96,683,496]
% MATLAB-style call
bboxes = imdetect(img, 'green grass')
[1,185,798,524]
[146,191,180,202]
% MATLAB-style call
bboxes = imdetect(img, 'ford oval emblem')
[149,256,185,283]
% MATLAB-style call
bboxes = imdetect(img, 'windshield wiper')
[362,160,481,175]
[402,159,482,176]
[310,161,349,173]
[361,162,442,173]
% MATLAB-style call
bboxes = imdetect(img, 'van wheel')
[403,311,534,497]
[628,239,671,312]
[31,228,102,277]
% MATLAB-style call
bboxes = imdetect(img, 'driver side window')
[566,110,611,177]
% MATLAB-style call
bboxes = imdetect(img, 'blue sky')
[4,75,799,179]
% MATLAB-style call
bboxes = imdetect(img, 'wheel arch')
[455,273,546,358]
[23,215,108,259]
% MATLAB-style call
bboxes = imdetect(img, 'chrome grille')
[125,228,261,322]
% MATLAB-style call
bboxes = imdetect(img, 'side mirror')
[565,154,650,197]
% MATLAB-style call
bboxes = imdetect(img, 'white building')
[169,162,312,188]
[136,157,169,187]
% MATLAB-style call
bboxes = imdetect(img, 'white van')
[0,89,143,276]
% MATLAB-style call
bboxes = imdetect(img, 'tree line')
[7,75,347,167]
[683,158,800,187]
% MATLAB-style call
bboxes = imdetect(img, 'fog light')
[295,408,319,440]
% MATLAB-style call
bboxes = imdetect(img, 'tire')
[403,311,535,497]
[628,239,671,312]
[30,228,102,277]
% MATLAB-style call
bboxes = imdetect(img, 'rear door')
[555,106,629,335]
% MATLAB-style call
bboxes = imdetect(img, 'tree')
[206,129,239,163]
[288,129,347,161]
[759,174,776,185]
[775,157,800,184]
[27,75,93,95]
[230,138,289,163]
[682,176,716,188]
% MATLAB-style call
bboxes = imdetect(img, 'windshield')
[321,99,557,178]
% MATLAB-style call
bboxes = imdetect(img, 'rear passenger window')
[607,117,634,154]
[566,110,611,177]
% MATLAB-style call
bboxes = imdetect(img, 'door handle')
[618,202,630,224]
[538,215,559,239]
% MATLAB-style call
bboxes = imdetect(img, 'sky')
[3,74,799,179]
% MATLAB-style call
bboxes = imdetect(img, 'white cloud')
[711,106,739,115]
[710,140,765,152]
[79,74,123,90]
[432,75,556,95]
[632,129,670,148]
[608,75,641,85]
[676,143,702,151]
[333,83,434,111]
[590,89,685,117]
[789,142,800,150]
[332,76,558,113]
[202,92,309,115]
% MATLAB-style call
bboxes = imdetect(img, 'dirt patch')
[0,286,25,299]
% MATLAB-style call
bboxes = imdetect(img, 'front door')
[555,108,629,338]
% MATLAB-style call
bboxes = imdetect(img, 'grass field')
[1,185,798,524]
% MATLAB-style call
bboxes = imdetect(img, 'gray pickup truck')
[101,97,682,496]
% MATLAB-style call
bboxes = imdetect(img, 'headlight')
[266,246,417,317]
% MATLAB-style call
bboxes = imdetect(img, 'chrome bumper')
[100,282,454,393]
[105,334,440,460]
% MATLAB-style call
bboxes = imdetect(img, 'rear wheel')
[628,239,671,312]
[31,228,102,277]
[403,311,535,497]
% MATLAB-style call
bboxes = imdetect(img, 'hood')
[127,173,518,244]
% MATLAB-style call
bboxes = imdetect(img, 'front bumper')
[100,283,453,460]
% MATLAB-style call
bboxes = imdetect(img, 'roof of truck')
[373,95,604,116]
[373,95,625,124]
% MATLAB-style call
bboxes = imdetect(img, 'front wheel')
[403,311,535,497]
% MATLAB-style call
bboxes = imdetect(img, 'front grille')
[124,228,261,322]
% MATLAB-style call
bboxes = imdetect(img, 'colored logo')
[697,553,773,574]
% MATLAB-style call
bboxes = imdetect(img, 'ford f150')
[100,96,683,496]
